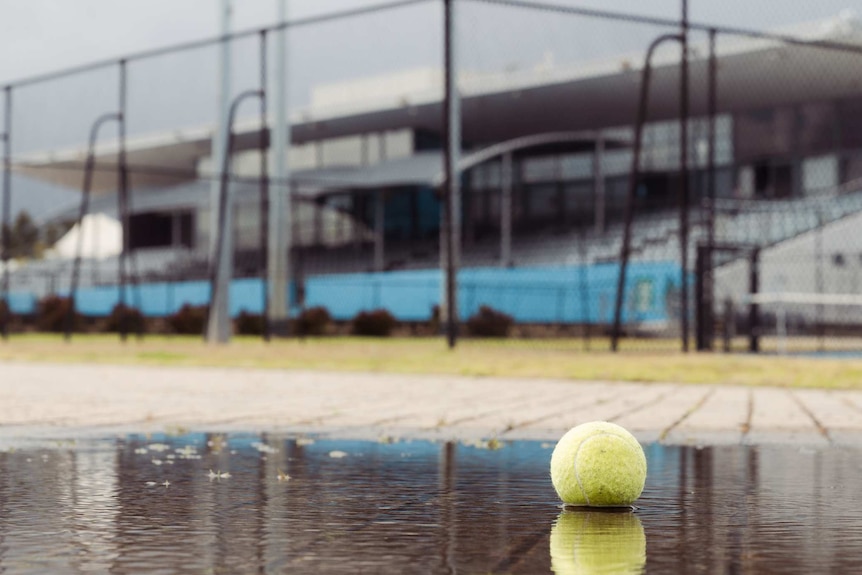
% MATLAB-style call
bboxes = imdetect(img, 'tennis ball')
[550,421,646,507]
[550,509,646,575]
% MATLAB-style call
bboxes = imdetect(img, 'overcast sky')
[1,0,860,155]
[2,0,860,86]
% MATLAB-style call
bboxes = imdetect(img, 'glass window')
[527,184,559,219]
[289,143,318,170]
[383,130,413,160]
[321,136,364,167]
[365,133,381,165]
[803,155,838,194]
[560,154,593,180]
[521,156,557,183]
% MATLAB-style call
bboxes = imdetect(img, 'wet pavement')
[1,433,862,574]
[1,361,861,446]
[4,363,862,573]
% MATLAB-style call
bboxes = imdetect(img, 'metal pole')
[680,0,690,352]
[210,0,232,260]
[259,30,270,341]
[1,87,10,341]
[374,189,385,271]
[703,28,718,351]
[118,60,130,341]
[269,0,291,336]
[500,152,512,267]
[611,33,682,352]
[748,247,759,353]
[66,113,121,341]
[594,132,605,234]
[206,90,263,344]
[695,243,705,350]
[579,219,591,351]
[443,0,461,348]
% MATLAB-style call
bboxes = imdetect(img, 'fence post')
[722,297,733,353]
[695,244,707,350]
[748,248,760,353]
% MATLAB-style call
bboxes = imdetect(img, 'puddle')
[0,434,861,573]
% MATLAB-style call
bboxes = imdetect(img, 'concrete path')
[2,361,862,446]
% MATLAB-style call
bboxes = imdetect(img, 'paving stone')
[2,361,862,447]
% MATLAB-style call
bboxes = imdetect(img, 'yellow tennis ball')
[549,509,646,575]
[550,421,647,507]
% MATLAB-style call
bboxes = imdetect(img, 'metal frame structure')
[206,32,270,343]
[64,112,122,340]
[610,32,684,352]
[697,28,719,351]
[63,61,137,341]
[442,0,461,349]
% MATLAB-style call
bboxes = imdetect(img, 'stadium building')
[7,12,862,331]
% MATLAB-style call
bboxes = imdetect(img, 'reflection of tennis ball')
[550,510,646,575]
[550,421,646,507]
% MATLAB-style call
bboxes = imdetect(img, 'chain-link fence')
[2,0,862,353]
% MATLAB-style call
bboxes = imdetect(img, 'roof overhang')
[14,29,862,193]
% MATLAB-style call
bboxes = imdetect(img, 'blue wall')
[6,261,682,325]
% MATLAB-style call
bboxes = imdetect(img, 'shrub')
[295,306,331,336]
[236,311,265,336]
[466,305,514,338]
[104,303,146,334]
[168,304,208,335]
[352,308,397,337]
[36,295,81,333]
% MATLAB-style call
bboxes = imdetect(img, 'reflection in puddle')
[0,435,862,573]
[550,510,645,575]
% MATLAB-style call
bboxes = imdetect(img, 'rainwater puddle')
[0,434,861,573]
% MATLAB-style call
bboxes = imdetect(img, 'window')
[803,155,838,194]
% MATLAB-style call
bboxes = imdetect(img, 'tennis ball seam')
[572,432,616,506]
[573,431,640,507]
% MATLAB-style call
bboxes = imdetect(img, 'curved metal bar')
[206,89,264,341]
[611,33,683,352]
[65,112,122,341]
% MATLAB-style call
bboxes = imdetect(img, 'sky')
[1,0,860,219]
[1,0,860,86]
[0,0,860,156]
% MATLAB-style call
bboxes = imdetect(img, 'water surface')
[0,434,861,573]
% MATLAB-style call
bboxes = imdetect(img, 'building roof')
[13,13,862,193]
[44,130,626,221]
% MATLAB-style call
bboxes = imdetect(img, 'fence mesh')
[2,0,862,353]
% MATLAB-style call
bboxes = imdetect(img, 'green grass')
[1,333,862,390]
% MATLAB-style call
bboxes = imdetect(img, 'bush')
[236,311,265,336]
[168,304,208,335]
[466,305,514,338]
[295,306,331,336]
[36,295,81,333]
[105,303,146,334]
[352,308,397,337]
